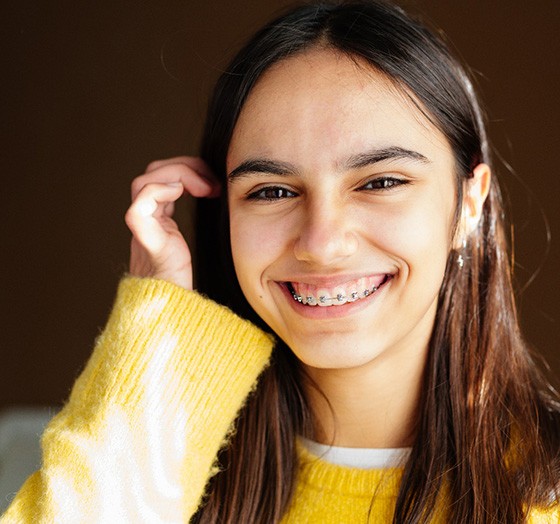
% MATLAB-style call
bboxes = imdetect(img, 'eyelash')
[245,176,408,201]
[246,186,298,201]
[358,176,409,191]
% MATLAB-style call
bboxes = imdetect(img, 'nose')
[293,200,359,266]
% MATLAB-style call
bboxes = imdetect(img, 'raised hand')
[125,156,220,290]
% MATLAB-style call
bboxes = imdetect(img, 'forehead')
[227,48,453,172]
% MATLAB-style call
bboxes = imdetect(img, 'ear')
[454,163,491,248]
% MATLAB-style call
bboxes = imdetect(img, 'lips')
[286,274,392,307]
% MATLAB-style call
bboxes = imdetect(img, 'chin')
[284,334,386,371]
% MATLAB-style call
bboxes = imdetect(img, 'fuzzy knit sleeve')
[529,506,560,523]
[1,277,274,523]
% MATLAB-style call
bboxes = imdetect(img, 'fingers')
[146,156,215,180]
[125,182,184,253]
[137,156,221,199]
[125,157,214,290]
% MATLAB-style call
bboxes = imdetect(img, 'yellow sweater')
[2,278,558,523]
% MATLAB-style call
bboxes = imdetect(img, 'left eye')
[359,177,407,191]
[247,186,298,201]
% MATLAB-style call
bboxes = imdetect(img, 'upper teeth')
[289,278,384,307]
[291,286,377,306]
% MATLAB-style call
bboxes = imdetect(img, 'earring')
[457,239,467,268]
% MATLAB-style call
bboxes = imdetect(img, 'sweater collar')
[296,439,404,498]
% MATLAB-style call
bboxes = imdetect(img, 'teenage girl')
[3,1,559,523]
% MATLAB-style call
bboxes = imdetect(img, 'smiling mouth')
[286,274,392,307]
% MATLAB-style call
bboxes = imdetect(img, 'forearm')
[2,277,273,523]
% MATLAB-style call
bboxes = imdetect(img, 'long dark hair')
[194,1,560,522]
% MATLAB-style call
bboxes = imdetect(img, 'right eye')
[246,186,298,201]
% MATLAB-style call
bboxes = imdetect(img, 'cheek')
[229,211,289,291]
[363,201,454,271]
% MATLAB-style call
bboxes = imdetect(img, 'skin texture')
[226,48,490,447]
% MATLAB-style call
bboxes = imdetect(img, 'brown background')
[3,1,559,409]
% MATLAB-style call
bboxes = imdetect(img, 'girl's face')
[226,49,458,371]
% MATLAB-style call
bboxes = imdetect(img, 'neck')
[302,342,428,449]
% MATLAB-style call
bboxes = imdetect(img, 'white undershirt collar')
[299,436,411,469]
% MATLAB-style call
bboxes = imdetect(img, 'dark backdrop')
[3,1,559,408]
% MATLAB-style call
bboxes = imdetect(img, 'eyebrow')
[346,146,430,169]
[227,146,431,180]
[228,159,296,180]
